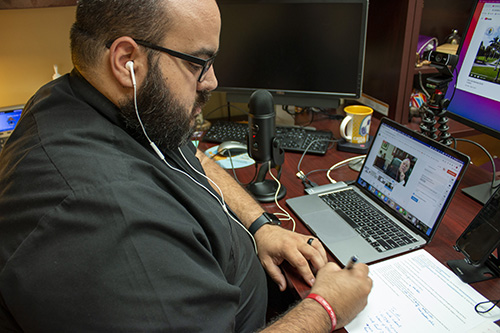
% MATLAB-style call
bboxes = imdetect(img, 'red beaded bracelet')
[306,293,337,332]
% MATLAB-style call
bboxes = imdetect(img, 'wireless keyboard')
[203,121,334,155]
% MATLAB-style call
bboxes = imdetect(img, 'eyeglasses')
[106,39,216,82]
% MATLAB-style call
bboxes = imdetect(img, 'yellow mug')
[340,105,373,144]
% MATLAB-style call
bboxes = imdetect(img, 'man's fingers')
[262,260,287,291]
[304,237,328,268]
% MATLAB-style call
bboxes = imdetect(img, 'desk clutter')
[202,121,334,155]
[203,144,255,170]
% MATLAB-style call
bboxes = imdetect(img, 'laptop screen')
[0,107,22,133]
[356,120,468,237]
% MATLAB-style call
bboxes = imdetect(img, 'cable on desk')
[296,138,339,189]
[326,155,366,184]
[281,106,343,127]
[282,105,307,116]
[211,150,258,186]
[444,67,459,106]
[267,160,296,232]
[211,152,296,231]
[296,170,318,189]
[228,152,259,187]
[305,168,335,179]
[452,138,499,190]
[475,299,500,314]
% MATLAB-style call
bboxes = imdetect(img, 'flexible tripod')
[419,80,452,146]
[419,53,457,146]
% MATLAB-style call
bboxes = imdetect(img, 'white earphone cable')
[267,161,296,232]
[177,147,258,253]
[128,63,257,253]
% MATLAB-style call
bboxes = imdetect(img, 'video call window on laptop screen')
[357,122,467,237]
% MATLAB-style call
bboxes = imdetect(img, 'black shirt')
[0,70,267,332]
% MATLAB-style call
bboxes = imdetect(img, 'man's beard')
[119,60,210,152]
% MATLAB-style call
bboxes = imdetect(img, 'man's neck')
[78,65,128,108]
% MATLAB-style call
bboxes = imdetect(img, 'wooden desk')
[199,115,500,328]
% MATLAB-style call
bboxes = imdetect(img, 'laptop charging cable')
[296,170,319,189]
[326,155,366,184]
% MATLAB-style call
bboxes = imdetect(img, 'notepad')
[345,250,500,333]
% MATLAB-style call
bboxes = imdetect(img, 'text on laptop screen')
[357,122,467,236]
[0,108,22,133]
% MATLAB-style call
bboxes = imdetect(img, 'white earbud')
[126,61,136,87]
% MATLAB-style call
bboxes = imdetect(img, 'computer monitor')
[444,0,500,203]
[215,0,369,109]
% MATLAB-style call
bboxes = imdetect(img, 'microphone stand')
[247,137,286,203]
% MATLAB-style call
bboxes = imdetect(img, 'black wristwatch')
[248,212,281,236]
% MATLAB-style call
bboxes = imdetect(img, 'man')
[0,0,371,331]
[386,157,411,185]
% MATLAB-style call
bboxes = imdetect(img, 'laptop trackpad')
[302,210,357,243]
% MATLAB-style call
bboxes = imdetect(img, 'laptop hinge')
[305,182,348,195]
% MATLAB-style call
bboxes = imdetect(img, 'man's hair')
[70,0,168,71]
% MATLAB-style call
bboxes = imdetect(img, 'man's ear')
[108,37,144,88]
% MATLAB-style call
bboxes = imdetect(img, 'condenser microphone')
[248,89,275,163]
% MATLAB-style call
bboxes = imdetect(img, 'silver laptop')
[286,117,470,266]
[0,105,23,152]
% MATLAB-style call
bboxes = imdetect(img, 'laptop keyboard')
[319,189,418,252]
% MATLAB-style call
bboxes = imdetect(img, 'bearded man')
[0,1,371,331]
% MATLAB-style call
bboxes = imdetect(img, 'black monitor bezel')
[214,0,369,108]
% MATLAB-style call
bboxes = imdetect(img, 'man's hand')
[262,259,372,332]
[253,225,328,291]
[310,262,372,329]
[196,148,329,290]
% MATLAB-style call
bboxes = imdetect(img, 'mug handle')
[340,115,353,140]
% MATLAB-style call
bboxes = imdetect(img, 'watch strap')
[248,213,280,236]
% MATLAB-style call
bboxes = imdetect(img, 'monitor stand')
[462,180,500,205]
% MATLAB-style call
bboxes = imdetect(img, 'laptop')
[0,105,23,152]
[286,117,470,266]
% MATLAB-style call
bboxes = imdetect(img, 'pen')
[345,255,358,270]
